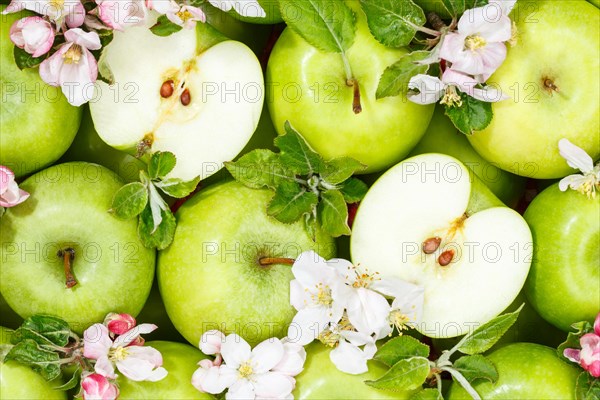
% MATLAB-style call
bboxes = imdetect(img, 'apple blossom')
[558,138,600,198]
[564,313,600,378]
[208,0,266,18]
[144,0,179,15]
[439,0,516,82]
[9,16,54,57]
[200,329,226,355]
[272,338,307,377]
[166,4,206,29]
[83,323,167,381]
[81,373,119,400]
[3,0,85,28]
[376,280,425,337]
[91,0,146,31]
[104,313,137,336]
[38,28,101,107]
[0,166,29,208]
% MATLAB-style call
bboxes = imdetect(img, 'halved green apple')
[90,15,264,181]
[351,154,532,338]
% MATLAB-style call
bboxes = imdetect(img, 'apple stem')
[543,78,559,94]
[258,257,296,267]
[347,79,363,115]
[58,248,77,289]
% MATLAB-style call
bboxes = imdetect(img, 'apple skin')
[266,1,434,174]
[294,342,416,399]
[117,341,213,399]
[59,106,146,183]
[0,327,67,399]
[410,106,526,207]
[447,343,579,399]
[0,293,23,329]
[135,283,186,343]
[0,7,82,179]
[226,0,282,24]
[467,0,599,179]
[158,180,336,347]
[524,183,600,331]
[0,162,155,333]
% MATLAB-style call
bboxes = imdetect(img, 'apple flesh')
[447,343,579,399]
[351,154,532,338]
[0,162,155,333]
[467,0,599,179]
[158,181,336,346]
[0,327,67,400]
[410,106,526,207]
[524,183,600,331]
[90,15,264,182]
[266,1,434,174]
[294,342,416,399]
[0,7,82,178]
[117,341,212,399]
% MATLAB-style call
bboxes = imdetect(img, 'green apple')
[589,0,600,9]
[226,0,283,24]
[266,1,434,174]
[117,341,212,399]
[60,106,146,183]
[410,106,526,207]
[524,183,600,331]
[294,342,415,399]
[135,283,186,343]
[467,0,599,179]
[447,343,579,399]
[0,327,67,399]
[0,292,22,329]
[351,154,532,338]
[90,14,264,182]
[0,162,155,333]
[0,7,82,178]
[158,180,336,346]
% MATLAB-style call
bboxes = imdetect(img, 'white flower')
[558,138,600,198]
[318,319,377,375]
[287,251,351,346]
[91,0,146,31]
[9,16,55,58]
[200,330,226,355]
[272,338,306,377]
[378,280,425,337]
[166,4,206,29]
[208,0,266,18]
[439,0,516,82]
[0,166,29,208]
[3,0,85,28]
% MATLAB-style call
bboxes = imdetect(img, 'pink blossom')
[144,0,178,15]
[91,0,145,31]
[564,313,600,378]
[9,16,54,57]
[81,373,119,400]
[39,28,101,107]
[3,0,85,28]
[199,330,226,355]
[104,313,137,336]
[166,4,206,29]
[0,166,29,208]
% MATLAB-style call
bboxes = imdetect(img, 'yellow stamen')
[464,35,487,51]
[440,87,463,108]
[63,44,82,65]
[110,346,129,361]
[238,362,254,378]
[176,9,194,22]
[311,283,333,306]
[389,311,411,335]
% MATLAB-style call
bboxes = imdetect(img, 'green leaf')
[444,92,493,135]
[339,177,368,203]
[275,122,324,175]
[457,305,523,355]
[410,389,443,400]
[267,181,318,224]
[453,355,499,384]
[156,176,200,199]
[558,320,593,362]
[576,372,600,400]
[96,29,114,47]
[54,366,81,391]
[13,315,71,347]
[278,0,356,53]
[375,336,430,367]
[13,46,45,70]
[5,340,61,381]
[110,182,148,220]
[318,190,351,237]
[365,356,430,391]
[148,152,177,180]
[225,150,295,190]
[377,51,431,99]
[138,204,176,250]
[440,0,465,17]
[359,0,426,48]
[150,15,183,36]
[97,49,114,85]
[321,157,366,185]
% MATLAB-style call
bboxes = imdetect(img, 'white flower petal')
[330,339,369,375]
[251,338,284,373]
[273,339,306,376]
[558,174,588,192]
[346,288,391,335]
[94,355,117,379]
[83,323,112,360]
[200,330,226,355]
[226,379,255,400]
[288,308,331,346]
[221,334,252,370]
[559,138,595,173]
[254,372,295,398]
[407,74,445,105]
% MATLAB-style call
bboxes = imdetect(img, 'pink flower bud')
[9,16,55,58]
[580,333,600,378]
[199,330,225,355]
[104,312,137,335]
[81,373,119,400]
[0,166,29,208]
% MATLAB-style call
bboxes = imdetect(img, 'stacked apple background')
[0,0,599,399]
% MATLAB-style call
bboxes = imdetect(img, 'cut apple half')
[351,154,532,338]
[90,15,264,181]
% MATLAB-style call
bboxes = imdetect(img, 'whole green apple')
[447,343,579,399]
[294,342,416,399]
[467,0,599,179]
[60,106,146,183]
[135,283,186,343]
[0,7,82,178]
[0,162,155,333]
[266,1,434,174]
[117,341,212,399]
[158,181,336,347]
[226,0,282,24]
[0,327,67,399]
[410,106,526,207]
[524,183,600,331]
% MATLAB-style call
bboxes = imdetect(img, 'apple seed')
[160,80,174,98]
[422,237,442,254]
[438,249,455,267]
[180,88,191,106]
